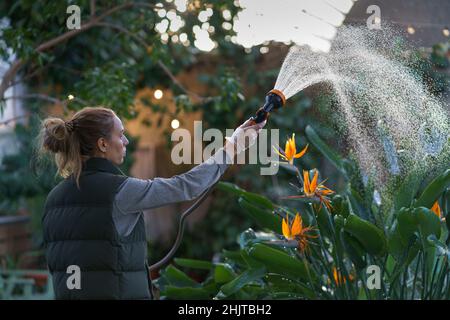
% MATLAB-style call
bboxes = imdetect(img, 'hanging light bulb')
[443,27,450,37]
[68,94,75,100]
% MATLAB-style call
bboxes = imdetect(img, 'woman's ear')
[97,137,108,153]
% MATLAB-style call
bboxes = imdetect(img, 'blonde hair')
[39,107,116,187]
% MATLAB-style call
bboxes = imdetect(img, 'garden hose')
[147,89,286,298]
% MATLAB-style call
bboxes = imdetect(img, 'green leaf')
[216,267,266,299]
[160,265,199,288]
[265,274,315,299]
[341,230,367,270]
[238,197,282,234]
[214,263,237,284]
[247,243,311,281]
[331,195,349,217]
[305,125,345,174]
[397,207,442,244]
[415,169,450,208]
[315,204,333,238]
[387,224,420,264]
[394,172,422,210]
[217,181,275,210]
[427,235,450,260]
[343,214,387,256]
[161,286,210,299]
[174,258,214,270]
[222,249,247,267]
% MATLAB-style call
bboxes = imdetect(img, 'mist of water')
[274,26,449,195]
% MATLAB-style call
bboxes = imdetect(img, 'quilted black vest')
[42,157,151,299]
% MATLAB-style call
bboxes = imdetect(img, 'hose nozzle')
[251,89,286,124]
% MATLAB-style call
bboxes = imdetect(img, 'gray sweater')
[112,148,231,237]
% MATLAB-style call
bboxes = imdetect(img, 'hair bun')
[42,118,69,153]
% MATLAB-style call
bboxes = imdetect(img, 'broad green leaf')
[415,169,450,208]
[387,223,419,264]
[341,230,367,270]
[394,172,421,210]
[161,286,210,299]
[427,235,450,264]
[214,263,237,284]
[216,267,266,299]
[343,214,387,256]
[247,243,311,281]
[397,207,442,244]
[316,204,333,238]
[265,274,315,299]
[217,181,275,210]
[222,249,247,267]
[161,265,199,288]
[238,197,282,234]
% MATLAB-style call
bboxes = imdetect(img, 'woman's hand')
[224,117,267,159]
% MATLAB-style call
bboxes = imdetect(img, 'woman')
[40,106,265,300]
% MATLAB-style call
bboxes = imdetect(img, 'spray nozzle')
[251,89,286,124]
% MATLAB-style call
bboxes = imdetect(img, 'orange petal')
[291,213,302,236]
[303,170,311,195]
[290,133,297,154]
[285,139,293,160]
[294,144,309,158]
[310,170,319,192]
[282,217,291,239]
[431,201,442,219]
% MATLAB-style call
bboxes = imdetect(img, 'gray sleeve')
[114,148,232,214]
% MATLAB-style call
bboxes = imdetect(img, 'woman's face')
[103,115,129,165]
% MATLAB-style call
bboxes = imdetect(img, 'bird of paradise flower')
[273,133,308,165]
[284,169,335,210]
[281,212,318,253]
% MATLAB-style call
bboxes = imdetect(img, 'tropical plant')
[154,126,449,300]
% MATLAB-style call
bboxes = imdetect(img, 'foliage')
[155,126,449,300]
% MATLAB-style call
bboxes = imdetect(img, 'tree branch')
[0,2,157,100]
[0,113,31,126]
[0,2,211,107]
[2,94,89,115]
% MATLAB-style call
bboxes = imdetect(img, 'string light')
[407,26,415,35]
[68,94,75,100]
[443,27,450,37]
[171,119,180,129]
[154,89,163,100]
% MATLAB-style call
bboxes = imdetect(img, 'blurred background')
[0,0,448,299]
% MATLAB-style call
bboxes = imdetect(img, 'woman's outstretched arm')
[114,145,234,214]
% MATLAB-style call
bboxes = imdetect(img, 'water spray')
[148,25,449,300]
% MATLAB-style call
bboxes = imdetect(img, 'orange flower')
[431,201,442,219]
[282,213,317,253]
[285,169,334,210]
[273,133,308,165]
[332,267,354,286]
[303,169,334,210]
